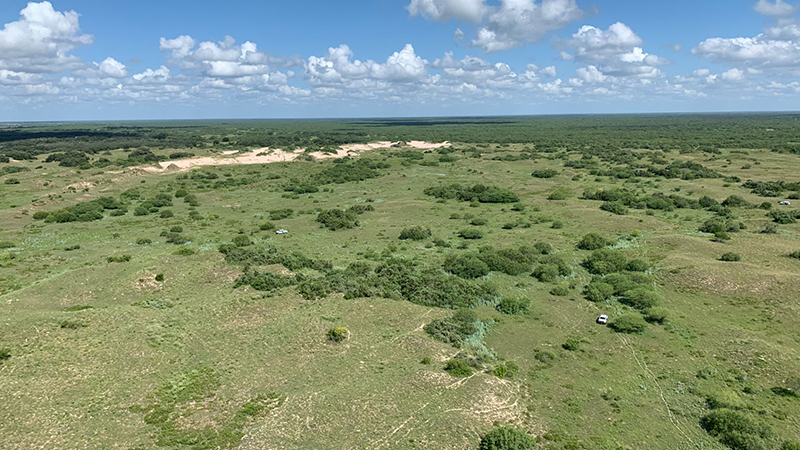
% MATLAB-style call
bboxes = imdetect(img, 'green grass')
[1,117,800,449]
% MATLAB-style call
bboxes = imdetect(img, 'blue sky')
[1,0,799,120]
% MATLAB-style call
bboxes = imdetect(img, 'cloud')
[721,67,746,81]
[159,35,197,59]
[754,0,797,17]
[559,23,669,80]
[0,1,93,73]
[694,36,800,67]
[132,66,171,83]
[406,0,487,22]
[306,44,429,86]
[454,28,465,44]
[472,0,584,52]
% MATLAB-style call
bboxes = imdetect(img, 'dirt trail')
[137,141,451,173]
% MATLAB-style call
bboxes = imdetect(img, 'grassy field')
[1,116,800,449]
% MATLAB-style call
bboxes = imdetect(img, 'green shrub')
[722,195,752,208]
[619,288,660,311]
[155,273,165,282]
[600,201,628,215]
[424,184,519,204]
[789,251,800,260]
[534,349,557,363]
[496,297,530,315]
[584,281,616,302]
[720,252,742,262]
[0,348,10,362]
[174,188,189,197]
[326,327,350,343]
[398,226,431,241]
[424,309,478,347]
[32,211,49,220]
[0,241,16,249]
[609,314,648,334]
[159,209,174,218]
[316,209,359,230]
[479,427,537,450]
[136,237,152,245]
[644,307,669,324]
[173,247,195,256]
[547,189,570,200]
[134,206,149,216]
[259,221,275,231]
[63,244,81,251]
[458,229,484,240]
[233,235,252,247]
[582,249,628,275]
[60,320,87,329]
[444,358,473,377]
[268,208,294,220]
[551,220,564,229]
[769,210,796,224]
[700,409,775,450]
[625,259,649,272]
[562,337,581,351]
[531,169,558,179]
[420,357,431,365]
[550,285,570,296]
[577,233,614,250]
[106,255,131,263]
[443,254,490,279]
[470,217,488,226]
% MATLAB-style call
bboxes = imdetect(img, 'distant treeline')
[2,113,800,161]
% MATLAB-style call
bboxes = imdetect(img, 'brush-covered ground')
[1,117,800,450]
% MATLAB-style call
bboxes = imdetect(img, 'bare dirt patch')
[134,141,452,173]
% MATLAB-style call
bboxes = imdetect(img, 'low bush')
[609,314,648,334]
[233,235,252,247]
[547,189,570,200]
[424,183,519,204]
[424,309,479,347]
[584,281,616,302]
[470,217,488,226]
[268,209,294,220]
[492,361,519,379]
[534,349,557,364]
[619,288,660,311]
[562,337,581,351]
[496,297,530,315]
[155,273,165,282]
[789,251,800,260]
[458,229,484,240]
[582,249,628,275]
[316,209,360,230]
[720,252,742,262]
[444,358,473,377]
[550,285,570,296]
[479,426,537,450]
[577,233,614,250]
[399,226,431,241]
[173,247,195,256]
[0,241,16,249]
[326,327,350,343]
[443,254,490,279]
[106,255,131,263]
[531,169,558,179]
[0,348,10,362]
[600,201,628,215]
[700,409,775,450]
[32,211,49,220]
[136,237,152,245]
[159,209,174,218]
[644,307,669,324]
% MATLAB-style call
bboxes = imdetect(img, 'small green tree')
[610,314,648,334]
[327,327,350,343]
[479,427,537,450]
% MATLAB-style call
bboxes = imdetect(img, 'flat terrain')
[1,115,799,449]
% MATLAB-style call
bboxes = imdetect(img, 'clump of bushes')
[268,209,294,220]
[700,409,776,450]
[136,237,152,245]
[458,229,484,240]
[424,183,519,204]
[496,297,530,315]
[609,314,648,334]
[789,251,800,260]
[0,348,10,363]
[577,233,614,250]
[316,208,360,230]
[399,226,431,241]
[233,235,252,247]
[326,327,350,343]
[0,241,16,249]
[42,197,126,223]
[106,255,131,263]
[444,357,474,377]
[720,252,742,262]
[645,307,669,324]
[547,189,570,200]
[532,256,571,282]
[173,247,195,256]
[582,249,628,275]
[479,427,537,450]
[492,360,519,379]
[424,309,479,347]
[531,169,558,179]
[443,254,490,279]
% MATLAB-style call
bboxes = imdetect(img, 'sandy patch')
[134,141,452,173]
[67,181,94,190]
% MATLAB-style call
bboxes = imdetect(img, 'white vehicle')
[780,201,791,206]
[275,229,289,235]
[597,314,608,325]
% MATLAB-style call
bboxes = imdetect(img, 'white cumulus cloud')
[407,0,487,22]
[472,0,584,52]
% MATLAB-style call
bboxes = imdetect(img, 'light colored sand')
[137,141,452,173]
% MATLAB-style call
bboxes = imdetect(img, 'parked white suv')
[597,314,608,325]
